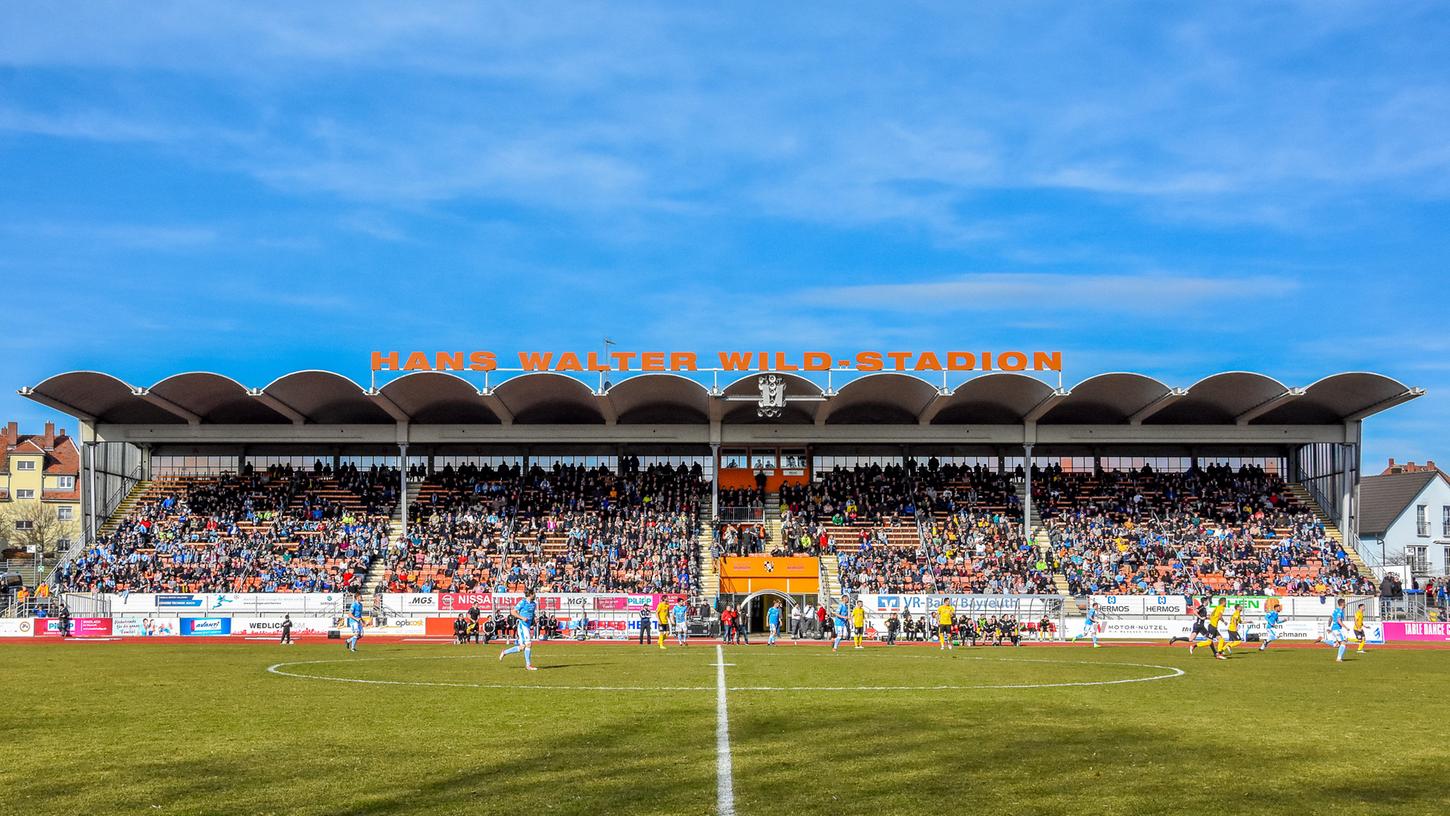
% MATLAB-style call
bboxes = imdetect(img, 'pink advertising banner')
[1380,621,1450,642]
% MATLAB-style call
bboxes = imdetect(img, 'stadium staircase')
[97,479,151,538]
[1014,479,1038,533]
[1285,483,1377,581]
[821,553,843,600]
[696,496,720,601]
[361,478,420,596]
[764,492,783,548]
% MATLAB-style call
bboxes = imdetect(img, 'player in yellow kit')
[1206,598,1228,660]
[851,601,866,650]
[936,599,955,651]
[1354,603,1367,654]
[1224,604,1244,653]
[655,598,670,650]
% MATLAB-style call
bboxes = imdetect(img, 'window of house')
[57,506,74,521]
[1443,505,1450,537]
[14,520,33,531]
[15,489,35,500]
[1408,545,1429,574]
[16,460,36,471]
[1417,505,1430,537]
[55,476,75,490]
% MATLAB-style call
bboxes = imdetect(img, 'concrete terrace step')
[98,480,151,537]
[765,493,782,548]
[818,552,843,601]
[1285,483,1376,581]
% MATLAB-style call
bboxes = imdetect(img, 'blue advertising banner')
[180,618,232,636]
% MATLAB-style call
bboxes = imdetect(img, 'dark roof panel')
[1359,471,1444,537]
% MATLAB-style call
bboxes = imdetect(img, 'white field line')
[265,653,1185,693]
[715,644,736,816]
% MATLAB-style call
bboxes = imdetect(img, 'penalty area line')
[715,644,736,816]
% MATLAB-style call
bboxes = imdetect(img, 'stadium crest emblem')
[757,374,787,418]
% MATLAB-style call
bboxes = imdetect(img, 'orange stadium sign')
[370,349,1063,373]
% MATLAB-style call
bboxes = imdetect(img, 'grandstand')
[10,368,1422,623]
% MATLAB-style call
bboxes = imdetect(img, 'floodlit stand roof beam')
[133,387,202,425]
[1128,388,1188,425]
[1343,388,1425,422]
[479,391,514,425]
[247,388,306,424]
[598,394,619,425]
[366,389,411,423]
[1023,388,1069,423]
[1235,388,1304,426]
[15,387,96,422]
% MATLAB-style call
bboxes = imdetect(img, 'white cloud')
[797,272,1300,314]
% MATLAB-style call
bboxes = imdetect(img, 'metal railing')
[717,505,764,523]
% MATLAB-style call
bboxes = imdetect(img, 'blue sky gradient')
[0,3,1445,466]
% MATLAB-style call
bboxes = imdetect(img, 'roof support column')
[86,440,97,547]
[397,420,410,548]
[1338,442,1351,545]
[710,443,721,523]
[399,442,409,548]
[710,420,722,523]
[1023,442,1034,536]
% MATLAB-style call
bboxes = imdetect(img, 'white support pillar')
[1023,443,1035,535]
[399,443,409,545]
[86,441,97,545]
[710,443,721,521]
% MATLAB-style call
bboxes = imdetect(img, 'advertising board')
[112,616,180,637]
[32,618,112,637]
[180,618,233,636]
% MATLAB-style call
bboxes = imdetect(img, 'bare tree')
[0,502,79,562]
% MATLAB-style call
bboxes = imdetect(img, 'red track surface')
[6,636,1450,650]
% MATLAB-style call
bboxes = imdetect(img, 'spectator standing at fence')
[790,604,804,639]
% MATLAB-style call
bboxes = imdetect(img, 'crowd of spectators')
[836,510,1053,595]
[56,463,396,593]
[382,460,705,595]
[1038,464,1376,596]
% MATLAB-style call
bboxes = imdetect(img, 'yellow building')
[1,421,82,574]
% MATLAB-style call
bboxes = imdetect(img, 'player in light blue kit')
[1074,602,1101,648]
[672,599,689,646]
[767,603,782,645]
[345,592,364,652]
[832,595,851,652]
[1322,597,1349,662]
[498,589,540,671]
[1259,604,1282,651]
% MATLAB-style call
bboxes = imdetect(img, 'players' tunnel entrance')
[733,590,816,634]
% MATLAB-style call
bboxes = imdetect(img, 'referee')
[638,606,651,645]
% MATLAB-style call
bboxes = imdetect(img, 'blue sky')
[0,2,1445,467]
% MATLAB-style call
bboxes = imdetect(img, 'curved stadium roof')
[19,369,1422,428]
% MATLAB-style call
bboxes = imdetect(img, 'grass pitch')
[1,638,1446,815]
